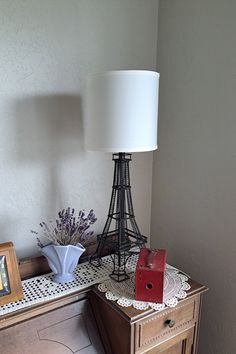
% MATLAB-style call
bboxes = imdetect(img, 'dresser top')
[92,278,208,323]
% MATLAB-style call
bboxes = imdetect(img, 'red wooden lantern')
[135,248,167,303]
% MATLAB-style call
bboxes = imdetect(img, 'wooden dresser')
[0,277,207,354]
[89,279,207,354]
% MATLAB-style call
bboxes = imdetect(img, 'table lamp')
[85,70,159,282]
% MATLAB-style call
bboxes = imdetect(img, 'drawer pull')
[165,319,176,328]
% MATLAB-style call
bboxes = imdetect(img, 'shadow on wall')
[0,220,16,244]
[12,94,83,215]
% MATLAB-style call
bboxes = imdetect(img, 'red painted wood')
[135,248,167,303]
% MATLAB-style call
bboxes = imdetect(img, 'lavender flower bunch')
[32,208,97,247]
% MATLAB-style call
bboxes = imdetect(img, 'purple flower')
[32,207,97,247]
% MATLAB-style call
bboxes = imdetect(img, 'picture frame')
[0,242,24,306]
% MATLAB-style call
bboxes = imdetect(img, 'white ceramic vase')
[41,243,85,283]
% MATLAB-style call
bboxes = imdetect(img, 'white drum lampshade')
[85,70,159,152]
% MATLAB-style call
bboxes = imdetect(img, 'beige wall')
[152,1,236,353]
[0,0,159,258]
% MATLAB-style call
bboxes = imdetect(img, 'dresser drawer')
[135,298,197,353]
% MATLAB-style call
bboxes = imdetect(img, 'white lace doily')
[98,265,191,311]
[0,253,190,316]
[0,255,115,316]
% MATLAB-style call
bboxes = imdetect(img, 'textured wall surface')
[0,0,159,258]
[152,1,236,353]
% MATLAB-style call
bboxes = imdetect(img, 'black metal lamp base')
[90,153,147,282]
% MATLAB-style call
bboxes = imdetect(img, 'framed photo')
[0,242,24,306]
